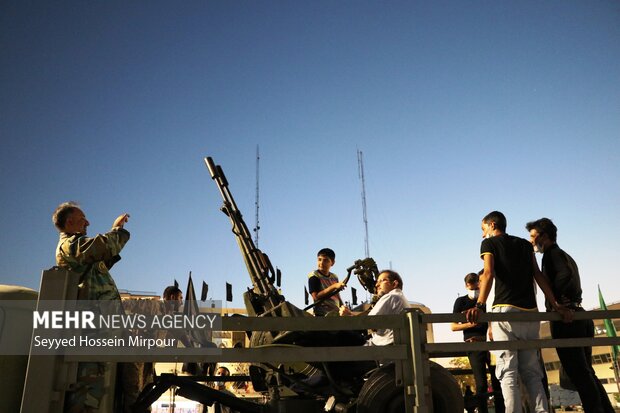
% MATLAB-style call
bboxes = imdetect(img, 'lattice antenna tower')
[253,145,260,247]
[357,149,370,258]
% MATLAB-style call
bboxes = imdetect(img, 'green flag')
[598,285,620,361]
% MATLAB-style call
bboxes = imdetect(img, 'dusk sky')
[2,1,619,342]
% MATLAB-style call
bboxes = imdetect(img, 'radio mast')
[357,149,370,258]
[253,145,260,247]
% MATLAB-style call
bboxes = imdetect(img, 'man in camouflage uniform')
[53,201,130,413]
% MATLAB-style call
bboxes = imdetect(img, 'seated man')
[340,270,409,345]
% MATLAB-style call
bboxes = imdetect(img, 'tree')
[448,357,475,390]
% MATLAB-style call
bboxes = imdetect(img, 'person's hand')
[333,282,346,291]
[465,307,481,324]
[339,305,352,316]
[555,304,574,323]
[113,213,130,229]
[459,310,479,328]
[488,329,494,342]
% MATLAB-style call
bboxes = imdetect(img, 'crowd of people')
[307,211,614,413]
[52,201,613,413]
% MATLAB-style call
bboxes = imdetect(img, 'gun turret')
[205,157,293,317]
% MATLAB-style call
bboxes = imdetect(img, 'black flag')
[304,286,309,305]
[184,273,196,318]
[201,281,208,301]
[226,283,233,302]
[276,268,281,287]
[351,287,358,306]
[174,279,179,289]
[184,272,210,347]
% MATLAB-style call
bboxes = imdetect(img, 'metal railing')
[21,269,620,413]
[57,310,620,413]
[422,310,620,357]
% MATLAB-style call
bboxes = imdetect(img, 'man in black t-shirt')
[452,272,504,413]
[527,217,614,413]
[466,211,570,413]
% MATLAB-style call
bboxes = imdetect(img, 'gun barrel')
[205,156,284,315]
[204,157,218,179]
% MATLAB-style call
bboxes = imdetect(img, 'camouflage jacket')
[56,228,130,301]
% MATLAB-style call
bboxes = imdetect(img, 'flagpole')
[598,285,620,401]
[614,360,620,397]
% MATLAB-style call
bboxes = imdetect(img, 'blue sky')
[1,1,619,342]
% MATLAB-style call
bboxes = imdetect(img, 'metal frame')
[20,270,620,413]
[62,310,620,413]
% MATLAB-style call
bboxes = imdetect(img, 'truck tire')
[357,362,463,413]
[429,361,464,413]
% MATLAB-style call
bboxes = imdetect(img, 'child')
[308,248,345,316]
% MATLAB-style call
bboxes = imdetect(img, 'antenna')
[357,149,370,258]
[253,145,260,247]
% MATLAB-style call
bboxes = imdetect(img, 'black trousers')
[551,310,615,413]
[467,350,505,413]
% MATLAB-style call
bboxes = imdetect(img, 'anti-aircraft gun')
[198,157,463,413]
[136,157,462,412]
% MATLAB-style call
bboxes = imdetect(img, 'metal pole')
[407,311,431,413]
[253,145,260,248]
[357,149,370,258]
[613,357,620,400]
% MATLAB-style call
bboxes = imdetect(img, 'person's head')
[317,248,336,275]
[216,366,230,376]
[375,270,403,296]
[163,286,183,301]
[525,218,557,253]
[463,272,480,300]
[463,273,479,291]
[163,286,183,311]
[52,202,89,234]
[214,365,230,388]
[481,211,506,238]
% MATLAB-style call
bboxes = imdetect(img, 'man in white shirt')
[340,270,409,345]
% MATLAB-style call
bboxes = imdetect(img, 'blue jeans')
[491,306,548,413]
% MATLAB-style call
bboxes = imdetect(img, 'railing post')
[21,268,80,413]
[394,313,415,413]
[21,268,117,413]
[407,310,432,413]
